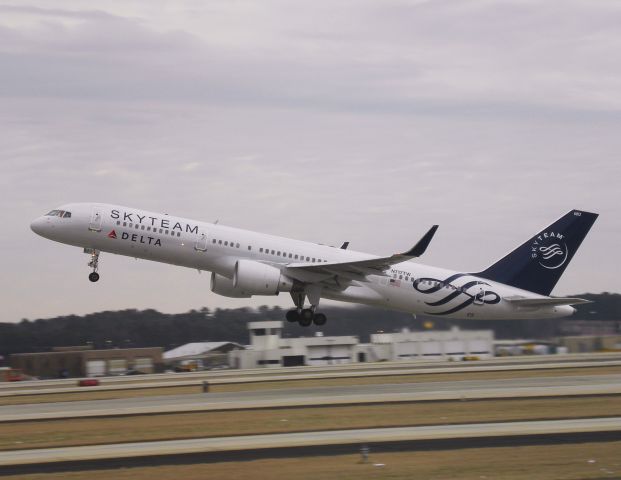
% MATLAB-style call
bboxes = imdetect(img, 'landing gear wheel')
[299,309,314,327]
[87,250,101,283]
[286,310,300,323]
[313,313,327,326]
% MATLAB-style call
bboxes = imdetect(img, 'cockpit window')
[45,210,71,218]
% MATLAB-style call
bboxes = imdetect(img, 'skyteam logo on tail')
[531,232,568,270]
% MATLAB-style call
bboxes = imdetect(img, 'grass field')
[2,365,618,406]
[5,441,621,480]
[2,395,620,451]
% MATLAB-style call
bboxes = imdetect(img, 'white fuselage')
[30,203,575,320]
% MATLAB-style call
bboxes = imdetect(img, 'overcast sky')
[1,0,619,322]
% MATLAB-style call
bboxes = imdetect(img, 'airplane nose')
[30,217,47,236]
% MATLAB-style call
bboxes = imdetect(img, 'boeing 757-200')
[31,205,597,326]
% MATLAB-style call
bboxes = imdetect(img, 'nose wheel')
[87,250,100,282]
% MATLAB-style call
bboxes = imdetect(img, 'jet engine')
[210,273,252,298]
[233,260,293,295]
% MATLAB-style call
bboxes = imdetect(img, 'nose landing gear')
[87,250,100,282]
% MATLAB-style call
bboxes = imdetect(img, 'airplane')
[30,204,598,326]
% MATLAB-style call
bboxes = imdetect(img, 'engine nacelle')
[210,272,252,298]
[233,260,293,295]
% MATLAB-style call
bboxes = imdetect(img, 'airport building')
[557,334,621,353]
[10,346,163,378]
[361,327,494,362]
[163,341,245,370]
[228,321,494,369]
[229,321,358,368]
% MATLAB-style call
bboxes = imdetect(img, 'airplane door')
[194,232,208,251]
[89,207,103,232]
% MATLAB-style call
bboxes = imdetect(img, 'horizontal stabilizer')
[504,296,592,307]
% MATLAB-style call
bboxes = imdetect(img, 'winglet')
[340,241,350,250]
[402,225,438,257]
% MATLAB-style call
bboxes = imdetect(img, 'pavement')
[2,417,620,466]
[3,358,621,398]
[3,373,621,422]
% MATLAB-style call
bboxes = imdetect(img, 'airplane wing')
[503,296,592,307]
[284,225,438,282]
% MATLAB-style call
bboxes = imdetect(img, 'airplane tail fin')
[475,210,598,296]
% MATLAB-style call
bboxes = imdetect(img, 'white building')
[357,327,494,362]
[229,322,494,368]
[164,341,244,369]
[229,321,358,368]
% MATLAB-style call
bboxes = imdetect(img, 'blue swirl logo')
[531,232,569,270]
[412,273,500,315]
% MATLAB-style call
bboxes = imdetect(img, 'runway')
[1,417,620,467]
[3,358,621,398]
[3,373,620,422]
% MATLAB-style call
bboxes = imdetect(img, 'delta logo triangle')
[108,230,117,239]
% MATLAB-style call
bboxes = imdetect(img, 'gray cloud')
[0,1,619,321]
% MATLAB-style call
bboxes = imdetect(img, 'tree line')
[1,292,619,357]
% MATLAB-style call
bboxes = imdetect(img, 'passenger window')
[117,221,121,226]
[271,250,275,255]
[399,275,403,280]
[295,255,299,259]
[218,240,222,244]
[147,226,151,231]
[306,257,310,261]
[177,232,181,237]
[312,258,315,263]
[289,253,292,258]
[135,224,140,229]
[123,222,127,227]
[248,246,252,250]
[159,228,163,234]
[212,239,216,243]
[141,225,145,230]
[236,243,240,248]
[260,248,263,252]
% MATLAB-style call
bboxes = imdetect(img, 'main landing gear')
[286,309,327,327]
[87,250,100,282]
[287,288,327,327]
